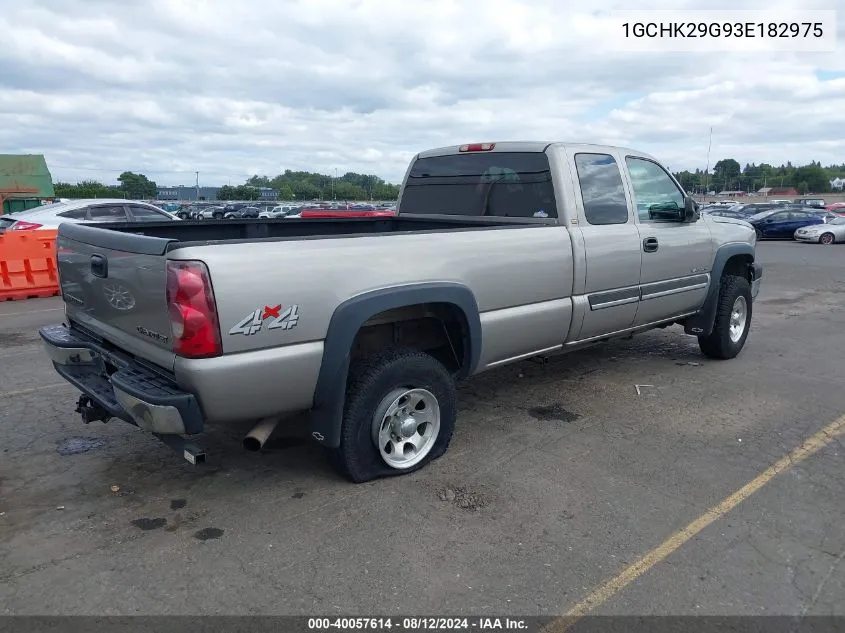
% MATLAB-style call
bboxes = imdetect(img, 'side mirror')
[683,196,699,222]
[648,201,684,221]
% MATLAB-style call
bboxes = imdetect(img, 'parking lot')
[0,241,843,617]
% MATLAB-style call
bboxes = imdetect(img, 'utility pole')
[195,171,199,201]
[333,168,337,200]
[704,126,713,196]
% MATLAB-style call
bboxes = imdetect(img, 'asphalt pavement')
[0,241,843,617]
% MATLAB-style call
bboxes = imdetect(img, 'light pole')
[333,168,337,200]
[704,126,713,196]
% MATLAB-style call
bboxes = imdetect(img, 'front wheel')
[328,349,456,483]
[698,275,752,360]
[820,232,835,245]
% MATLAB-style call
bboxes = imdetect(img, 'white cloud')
[0,0,843,186]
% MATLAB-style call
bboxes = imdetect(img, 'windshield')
[829,217,845,225]
[400,151,557,218]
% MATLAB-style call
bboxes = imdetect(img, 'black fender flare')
[307,283,482,448]
[683,242,756,337]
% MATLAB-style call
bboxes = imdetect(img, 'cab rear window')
[399,152,557,218]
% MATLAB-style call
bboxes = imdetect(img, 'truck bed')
[65,215,549,251]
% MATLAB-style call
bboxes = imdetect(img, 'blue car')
[747,208,826,240]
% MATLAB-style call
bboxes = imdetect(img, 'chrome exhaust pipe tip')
[243,417,280,451]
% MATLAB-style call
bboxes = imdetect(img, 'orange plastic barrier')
[0,229,60,301]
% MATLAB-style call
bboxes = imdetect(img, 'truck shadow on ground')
[94,328,700,496]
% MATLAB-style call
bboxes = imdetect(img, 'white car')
[258,204,301,219]
[794,216,845,244]
[0,199,179,231]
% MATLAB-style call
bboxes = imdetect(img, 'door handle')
[642,237,659,253]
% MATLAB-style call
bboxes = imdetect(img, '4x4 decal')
[229,304,300,336]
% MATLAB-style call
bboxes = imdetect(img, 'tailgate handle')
[90,254,108,278]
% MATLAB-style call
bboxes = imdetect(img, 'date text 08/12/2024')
[307,618,530,630]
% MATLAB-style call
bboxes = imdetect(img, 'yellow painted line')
[0,383,70,398]
[544,413,845,632]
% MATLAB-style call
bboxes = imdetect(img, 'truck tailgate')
[56,223,178,372]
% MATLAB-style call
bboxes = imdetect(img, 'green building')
[0,154,56,214]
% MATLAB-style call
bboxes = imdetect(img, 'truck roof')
[416,141,658,161]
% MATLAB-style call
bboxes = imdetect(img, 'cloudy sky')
[2,0,843,187]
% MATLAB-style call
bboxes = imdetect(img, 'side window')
[767,211,788,221]
[88,205,128,223]
[574,153,629,225]
[625,157,685,222]
[128,205,169,222]
[57,209,88,219]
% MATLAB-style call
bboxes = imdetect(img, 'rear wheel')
[328,348,456,483]
[213,212,223,219]
[698,275,752,360]
[820,232,835,245]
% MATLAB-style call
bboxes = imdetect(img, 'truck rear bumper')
[39,323,204,435]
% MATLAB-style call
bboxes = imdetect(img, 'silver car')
[0,199,178,232]
[795,216,845,244]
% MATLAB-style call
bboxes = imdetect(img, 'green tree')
[233,185,260,200]
[793,164,830,194]
[279,185,295,200]
[712,159,741,190]
[217,185,237,201]
[117,171,157,199]
[54,180,122,198]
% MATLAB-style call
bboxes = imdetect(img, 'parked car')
[221,203,249,217]
[701,205,748,220]
[806,209,838,223]
[793,198,826,209]
[825,202,845,214]
[727,203,785,217]
[794,216,845,244]
[258,205,300,219]
[195,205,226,220]
[225,206,261,219]
[746,208,825,239]
[0,199,179,232]
[40,141,761,482]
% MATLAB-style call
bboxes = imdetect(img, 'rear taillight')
[165,260,222,358]
[459,143,495,152]
[10,221,43,231]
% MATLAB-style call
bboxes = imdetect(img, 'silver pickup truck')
[40,141,762,482]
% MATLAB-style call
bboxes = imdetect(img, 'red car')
[826,202,845,215]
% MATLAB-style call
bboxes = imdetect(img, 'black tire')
[698,275,752,360]
[820,232,835,245]
[328,348,457,483]
[213,212,223,219]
